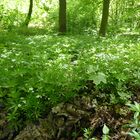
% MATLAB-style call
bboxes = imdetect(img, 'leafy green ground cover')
[0,30,140,134]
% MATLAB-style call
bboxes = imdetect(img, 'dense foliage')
[0,0,140,139]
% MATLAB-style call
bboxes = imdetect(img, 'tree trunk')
[59,0,66,34]
[99,0,110,36]
[24,0,33,27]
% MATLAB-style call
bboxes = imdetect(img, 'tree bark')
[24,0,33,27]
[99,0,110,36]
[59,0,66,34]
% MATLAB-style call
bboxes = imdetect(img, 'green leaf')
[127,102,140,112]
[103,124,109,135]
[134,112,139,119]
[87,65,96,74]
[134,101,140,112]
[102,135,109,140]
[129,130,140,139]
[91,72,107,85]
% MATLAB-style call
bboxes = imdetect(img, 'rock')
[14,95,97,140]
[14,123,49,140]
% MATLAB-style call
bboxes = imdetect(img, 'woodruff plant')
[83,124,110,140]
[126,102,140,140]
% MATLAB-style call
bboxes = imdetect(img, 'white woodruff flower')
[11,59,16,62]
[18,104,21,107]
[36,95,42,98]
[29,87,33,91]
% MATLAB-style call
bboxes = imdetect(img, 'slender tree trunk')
[99,0,110,36]
[24,0,33,27]
[59,0,66,34]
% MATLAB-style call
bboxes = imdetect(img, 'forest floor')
[0,28,140,140]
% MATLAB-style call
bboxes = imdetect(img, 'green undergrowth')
[0,30,140,129]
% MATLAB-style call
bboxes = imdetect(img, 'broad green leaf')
[90,72,107,85]
[103,124,109,135]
